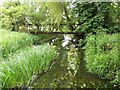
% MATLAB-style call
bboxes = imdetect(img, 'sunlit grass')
[0,44,56,88]
[0,29,39,59]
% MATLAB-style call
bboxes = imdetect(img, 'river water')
[29,35,114,88]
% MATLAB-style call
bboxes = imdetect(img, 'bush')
[0,44,56,88]
[0,29,39,59]
[85,31,119,85]
[1,2,27,31]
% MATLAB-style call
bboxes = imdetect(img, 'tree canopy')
[0,1,119,34]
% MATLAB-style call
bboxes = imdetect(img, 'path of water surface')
[29,42,113,88]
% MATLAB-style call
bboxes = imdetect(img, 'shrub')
[0,29,39,59]
[84,31,119,85]
[0,44,56,88]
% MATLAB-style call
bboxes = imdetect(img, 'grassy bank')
[85,32,120,86]
[0,44,56,88]
[0,29,39,59]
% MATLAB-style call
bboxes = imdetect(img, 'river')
[28,34,114,88]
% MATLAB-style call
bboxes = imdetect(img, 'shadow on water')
[30,47,69,88]
[76,48,105,81]
[29,35,114,88]
[75,48,114,88]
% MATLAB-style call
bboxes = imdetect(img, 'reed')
[0,44,56,88]
[0,29,39,59]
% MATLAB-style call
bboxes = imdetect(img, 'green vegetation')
[0,2,64,32]
[85,31,119,85]
[0,44,56,88]
[0,29,39,59]
[0,0,120,88]
[73,2,120,34]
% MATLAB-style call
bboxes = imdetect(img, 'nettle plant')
[85,29,119,85]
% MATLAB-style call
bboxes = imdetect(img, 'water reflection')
[29,34,113,88]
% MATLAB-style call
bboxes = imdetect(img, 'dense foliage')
[85,31,119,86]
[1,2,119,34]
[72,2,120,34]
[0,29,39,59]
[0,0,120,88]
[0,44,56,88]
[0,2,65,32]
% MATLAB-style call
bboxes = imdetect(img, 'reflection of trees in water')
[27,34,113,88]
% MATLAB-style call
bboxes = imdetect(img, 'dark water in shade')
[29,43,114,88]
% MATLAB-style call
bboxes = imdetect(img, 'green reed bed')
[0,29,39,59]
[0,44,56,88]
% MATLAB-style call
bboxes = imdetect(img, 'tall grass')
[0,29,39,59]
[0,44,56,88]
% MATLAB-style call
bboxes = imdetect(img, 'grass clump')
[0,29,39,59]
[0,44,56,88]
[85,31,120,86]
